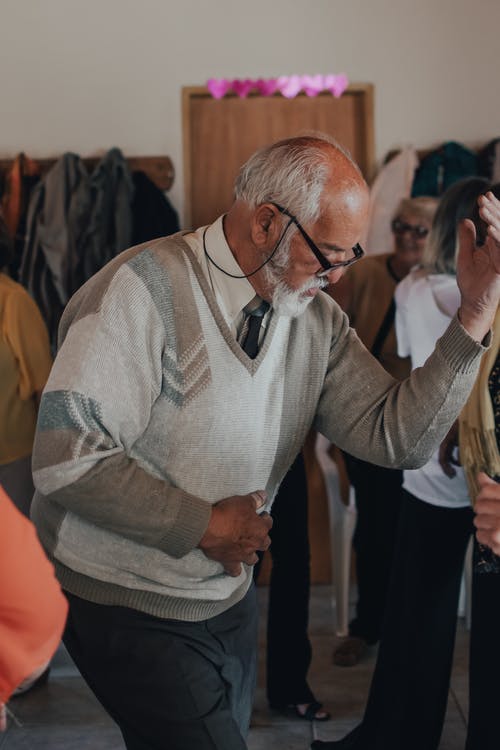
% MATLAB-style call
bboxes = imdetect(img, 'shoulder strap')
[371,298,396,360]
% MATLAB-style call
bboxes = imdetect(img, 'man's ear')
[251,204,281,248]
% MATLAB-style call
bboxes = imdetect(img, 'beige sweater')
[31,234,487,622]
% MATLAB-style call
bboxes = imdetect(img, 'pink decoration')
[255,78,279,96]
[205,74,350,100]
[323,73,349,98]
[277,74,303,99]
[231,78,255,98]
[301,74,324,97]
[206,78,231,99]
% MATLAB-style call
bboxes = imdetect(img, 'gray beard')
[264,236,327,317]
[271,277,326,317]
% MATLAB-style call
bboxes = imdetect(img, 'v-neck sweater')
[31,233,487,622]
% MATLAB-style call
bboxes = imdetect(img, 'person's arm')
[0,489,67,728]
[315,195,500,469]
[314,303,486,470]
[474,472,500,554]
[456,191,500,342]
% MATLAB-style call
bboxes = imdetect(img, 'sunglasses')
[272,203,364,278]
[391,218,429,239]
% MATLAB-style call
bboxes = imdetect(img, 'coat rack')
[0,154,175,191]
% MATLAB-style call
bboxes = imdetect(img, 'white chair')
[315,433,357,636]
[458,536,473,629]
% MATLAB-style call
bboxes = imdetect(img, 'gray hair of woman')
[422,177,490,275]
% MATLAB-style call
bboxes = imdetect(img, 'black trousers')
[465,540,500,750]
[63,586,258,750]
[344,455,403,644]
[254,452,315,707]
[333,490,473,750]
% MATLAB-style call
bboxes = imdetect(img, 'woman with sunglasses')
[330,196,437,668]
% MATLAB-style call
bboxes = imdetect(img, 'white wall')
[1,0,499,224]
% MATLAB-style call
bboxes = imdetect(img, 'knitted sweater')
[31,233,487,622]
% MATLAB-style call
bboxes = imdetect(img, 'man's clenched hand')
[198,491,273,576]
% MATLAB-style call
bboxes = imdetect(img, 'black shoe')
[311,723,364,749]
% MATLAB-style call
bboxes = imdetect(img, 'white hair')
[235,134,359,316]
[234,134,356,226]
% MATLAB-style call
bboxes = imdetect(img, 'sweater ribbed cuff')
[437,314,490,375]
[159,492,212,559]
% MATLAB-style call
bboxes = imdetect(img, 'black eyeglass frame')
[271,202,364,278]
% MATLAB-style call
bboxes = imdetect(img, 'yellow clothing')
[0,274,52,464]
[342,253,411,381]
[459,308,500,501]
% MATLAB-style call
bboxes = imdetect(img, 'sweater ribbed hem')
[55,561,251,622]
[161,491,213,559]
[437,315,490,375]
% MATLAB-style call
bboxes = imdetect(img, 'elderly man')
[31,134,499,750]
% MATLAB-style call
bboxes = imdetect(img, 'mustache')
[300,276,328,293]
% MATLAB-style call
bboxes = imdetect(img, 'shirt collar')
[201,216,257,324]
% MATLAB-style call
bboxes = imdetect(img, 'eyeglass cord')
[202,218,294,280]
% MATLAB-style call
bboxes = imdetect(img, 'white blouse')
[395,269,470,508]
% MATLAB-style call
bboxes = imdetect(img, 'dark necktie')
[239,299,270,359]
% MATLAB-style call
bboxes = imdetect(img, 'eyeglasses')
[391,218,429,239]
[272,203,364,278]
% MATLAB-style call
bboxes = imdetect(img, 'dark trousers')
[254,452,315,707]
[336,491,473,750]
[63,586,258,750]
[0,454,35,517]
[466,540,500,750]
[344,456,403,644]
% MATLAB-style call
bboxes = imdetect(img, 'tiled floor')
[2,585,469,749]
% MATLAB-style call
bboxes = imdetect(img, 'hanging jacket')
[411,141,479,197]
[19,153,89,347]
[131,170,179,245]
[0,153,40,280]
[76,148,134,290]
[19,149,134,348]
[477,138,500,182]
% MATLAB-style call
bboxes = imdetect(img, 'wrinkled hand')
[474,473,500,555]
[456,191,500,341]
[198,491,273,576]
[438,421,461,478]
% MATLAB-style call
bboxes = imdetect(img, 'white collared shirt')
[183,215,269,340]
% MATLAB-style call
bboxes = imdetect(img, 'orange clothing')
[0,486,68,702]
[0,273,52,464]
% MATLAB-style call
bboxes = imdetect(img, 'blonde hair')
[422,178,489,275]
[393,196,438,225]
